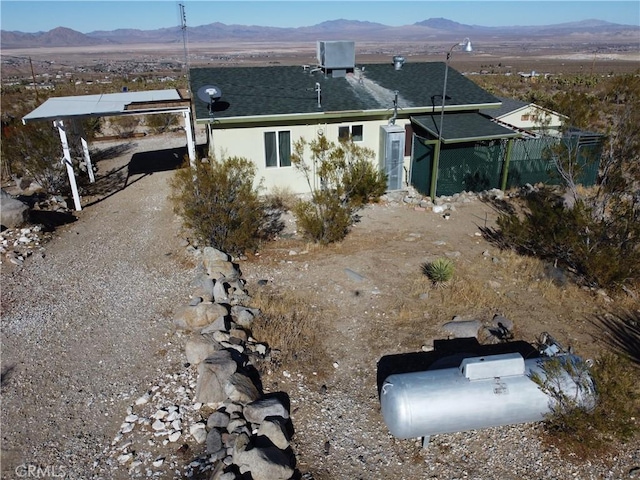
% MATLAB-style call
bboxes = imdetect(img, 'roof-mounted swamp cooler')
[379,333,596,446]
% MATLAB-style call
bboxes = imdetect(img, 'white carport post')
[183,108,196,168]
[71,118,95,183]
[54,119,82,211]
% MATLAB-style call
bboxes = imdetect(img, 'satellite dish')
[197,84,223,116]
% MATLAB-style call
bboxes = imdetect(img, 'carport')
[22,89,196,211]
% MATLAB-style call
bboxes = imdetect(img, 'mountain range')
[2,18,638,49]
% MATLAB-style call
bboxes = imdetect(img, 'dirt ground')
[2,133,638,479]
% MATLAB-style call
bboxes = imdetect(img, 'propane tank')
[380,351,595,440]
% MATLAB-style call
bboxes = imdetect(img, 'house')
[481,97,567,137]
[190,41,521,198]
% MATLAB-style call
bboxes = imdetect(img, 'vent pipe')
[315,82,321,108]
[393,55,405,70]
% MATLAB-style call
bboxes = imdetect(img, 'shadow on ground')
[82,145,189,208]
[376,337,540,397]
[591,310,640,364]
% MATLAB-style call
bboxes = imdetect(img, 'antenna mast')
[179,3,191,94]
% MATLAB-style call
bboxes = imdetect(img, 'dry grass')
[248,287,331,377]
[366,246,610,352]
[263,185,299,212]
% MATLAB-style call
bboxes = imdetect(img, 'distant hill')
[1,18,638,48]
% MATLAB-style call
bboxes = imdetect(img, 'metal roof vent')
[393,55,405,70]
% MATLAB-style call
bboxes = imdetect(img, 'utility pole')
[179,3,191,94]
[29,56,40,102]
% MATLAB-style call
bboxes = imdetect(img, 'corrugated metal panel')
[22,89,182,123]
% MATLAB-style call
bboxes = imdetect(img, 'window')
[338,124,363,142]
[521,114,531,121]
[264,131,291,167]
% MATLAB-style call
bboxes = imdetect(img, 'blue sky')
[1,1,639,33]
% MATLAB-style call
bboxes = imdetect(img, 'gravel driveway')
[1,135,194,479]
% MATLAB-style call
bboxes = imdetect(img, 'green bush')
[424,257,455,286]
[535,353,638,459]
[293,189,352,245]
[290,135,387,244]
[491,187,639,291]
[145,113,179,134]
[170,156,267,256]
[1,121,69,194]
[342,155,388,207]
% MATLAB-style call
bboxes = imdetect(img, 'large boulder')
[233,433,295,480]
[185,334,221,365]
[202,246,241,280]
[194,350,238,404]
[243,397,289,424]
[173,302,229,331]
[442,317,482,338]
[0,190,29,229]
[224,372,260,404]
[257,417,291,450]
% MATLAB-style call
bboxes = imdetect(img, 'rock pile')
[103,246,299,480]
[0,225,47,267]
[382,186,506,215]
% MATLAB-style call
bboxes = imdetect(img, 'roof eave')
[196,102,504,126]
[443,132,522,144]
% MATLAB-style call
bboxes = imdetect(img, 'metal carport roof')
[22,90,189,122]
[21,89,196,211]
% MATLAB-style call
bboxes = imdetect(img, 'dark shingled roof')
[412,112,520,143]
[190,62,501,123]
[480,96,529,118]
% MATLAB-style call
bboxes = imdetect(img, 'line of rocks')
[102,246,301,480]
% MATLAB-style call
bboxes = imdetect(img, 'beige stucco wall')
[205,119,412,195]
[500,106,565,136]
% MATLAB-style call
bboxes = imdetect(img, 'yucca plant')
[424,257,455,287]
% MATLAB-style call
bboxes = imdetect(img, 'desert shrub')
[1,121,69,194]
[145,113,179,134]
[341,154,388,207]
[293,189,352,245]
[489,187,639,291]
[423,257,455,286]
[110,116,141,137]
[534,353,638,459]
[170,156,267,256]
[290,135,386,244]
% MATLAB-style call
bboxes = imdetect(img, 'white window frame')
[264,130,292,168]
[338,124,363,142]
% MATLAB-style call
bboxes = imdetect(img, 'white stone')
[166,410,179,422]
[190,423,207,444]
[168,431,181,442]
[120,422,134,434]
[152,458,164,468]
[125,414,139,423]
[152,419,166,431]
[117,453,132,464]
[153,409,168,420]
[135,393,150,405]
